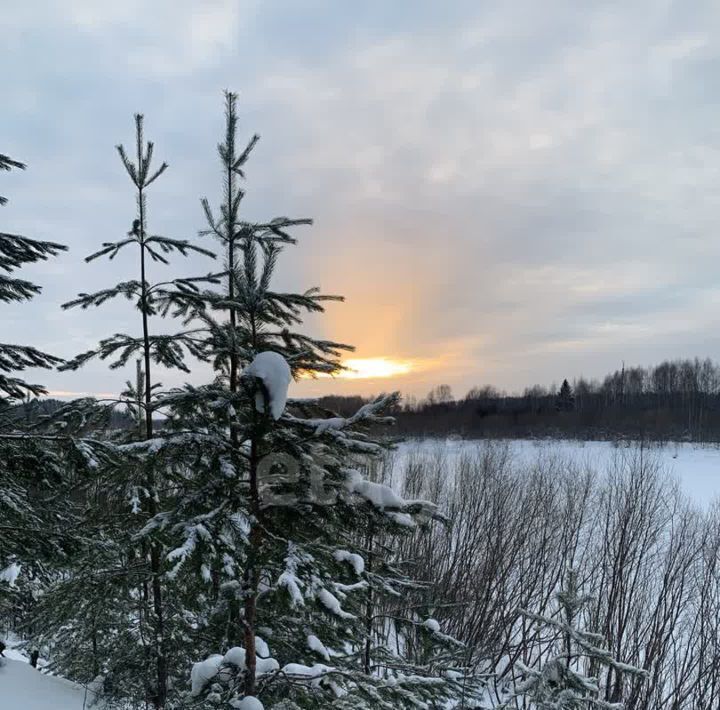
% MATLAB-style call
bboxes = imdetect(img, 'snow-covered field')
[392,438,720,506]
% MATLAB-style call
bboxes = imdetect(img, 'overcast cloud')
[4,0,720,399]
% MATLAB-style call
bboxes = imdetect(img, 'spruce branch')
[85,237,136,262]
[144,236,216,259]
[61,280,143,310]
[0,154,26,172]
[0,232,67,271]
[0,153,26,205]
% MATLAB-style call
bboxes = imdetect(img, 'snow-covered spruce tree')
[0,152,69,619]
[556,379,575,413]
[500,568,647,709]
[0,153,66,401]
[148,92,470,708]
[54,115,215,708]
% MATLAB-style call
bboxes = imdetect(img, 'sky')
[5,0,720,401]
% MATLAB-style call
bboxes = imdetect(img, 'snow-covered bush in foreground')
[498,568,648,709]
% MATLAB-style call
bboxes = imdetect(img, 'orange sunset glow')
[296,350,449,398]
[339,357,413,379]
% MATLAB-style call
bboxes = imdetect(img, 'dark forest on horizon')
[320,357,720,442]
[13,356,720,443]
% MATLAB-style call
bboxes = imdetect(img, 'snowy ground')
[4,438,719,709]
[0,653,89,710]
[391,438,720,506]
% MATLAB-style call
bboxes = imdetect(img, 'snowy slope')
[0,658,89,710]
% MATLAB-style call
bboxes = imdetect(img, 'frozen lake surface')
[393,438,720,506]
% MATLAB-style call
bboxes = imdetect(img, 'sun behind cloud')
[339,357,413,379]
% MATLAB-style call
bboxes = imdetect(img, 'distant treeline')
[320,357,720,442]
[19,356,720,441]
